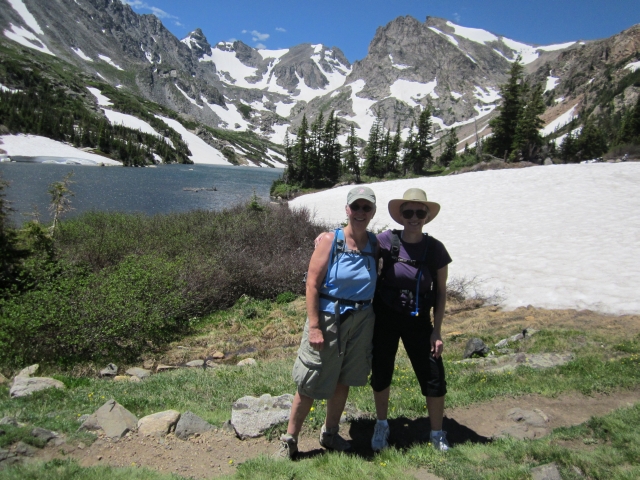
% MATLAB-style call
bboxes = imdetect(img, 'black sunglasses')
[401,209,428,220]
[349,203,374,213]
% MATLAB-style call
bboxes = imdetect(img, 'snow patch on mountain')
[98,54,124,70]
[103,109,164,138]
[541,104,579,136]
[0,83,21,93]
[257,48,289,60]
[347,80,378,138]
[87,87,113,106]
[7,0,43,35]
[389,79,438,107]
[625,60,640,73]
[446,21,498,45]
[428,27,460,47]
[268,124,290,145]
[473,86,500,103]
[545,76,560,92]
[72,47,93,62]
[175,84,203,109]
[202,98,249,130]
[4,24,55,56]
[537,41,576,52]
[389,54,411,69]
[500,38,539,64]
[155,115,230,165]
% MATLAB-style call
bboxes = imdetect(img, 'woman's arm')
[431,265,449,358]
[305,232,335,351]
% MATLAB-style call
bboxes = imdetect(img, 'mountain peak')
[182,28,211,58]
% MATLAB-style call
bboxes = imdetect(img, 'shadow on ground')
[347,416,491,458]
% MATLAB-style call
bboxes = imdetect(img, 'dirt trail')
[32,388,640,479]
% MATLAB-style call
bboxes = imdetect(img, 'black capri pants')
[370,298,447,398]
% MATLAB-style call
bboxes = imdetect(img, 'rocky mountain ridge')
[1,0,639,165]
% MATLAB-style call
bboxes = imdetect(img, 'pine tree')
[486,57,525,160]
[560,131,578,163]
[387,122,402,174]
[416,107,433,172]
[283,131,296,184]
[322,111,341,184]
[0,176,28,296]
[296,114,310,186]
[402,124,419,175]
[363,114,383,177]
[576,120,608,160]
[511,83,546,161]
[344,124,361,182]
[438,128,459,167]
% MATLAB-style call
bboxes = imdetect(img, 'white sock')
[377,419,389,427]
[431,429,443,437]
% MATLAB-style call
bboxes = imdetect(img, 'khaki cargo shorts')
[292,306,375,400]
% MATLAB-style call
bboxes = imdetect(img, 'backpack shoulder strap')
[390,229,401,262]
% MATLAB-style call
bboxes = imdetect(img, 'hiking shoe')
[371,422,390,452]
[319,424,351,452]
[430,431,450,452]
[274,433,298,459]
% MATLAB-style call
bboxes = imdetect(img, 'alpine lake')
[0,161,284,225]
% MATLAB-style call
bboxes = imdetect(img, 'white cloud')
[174,21,184,27]
[255,43,266,49]
[275,27,286,32]
[241,29,247,34]
[121,0,178,20]
[251,30,269,41]
[228,37,237,43]
[453,12,461,23]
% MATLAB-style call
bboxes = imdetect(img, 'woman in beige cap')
[277,186,379,459]
[370,188,452,452]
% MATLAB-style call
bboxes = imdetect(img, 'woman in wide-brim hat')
[370,187,452,453]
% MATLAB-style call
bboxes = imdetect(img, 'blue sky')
[122,0,640,62]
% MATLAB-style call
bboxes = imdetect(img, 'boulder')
[186,360,204,367]
[211,351,225,359]
[31,427,57,442]
[14,441,37,457]
[125,367,151,380]
[99,364,118,378]
[531,462,562,480]
[142,359,155,370]
[0,417,18,426]
[175,411,214,440]
[15,364,38,378]
[137,410,181,437]
[231,393,293,439]
[10,377,65,398]
[463,338,490,359]
[237,358,256,367]
[78,399,138,438]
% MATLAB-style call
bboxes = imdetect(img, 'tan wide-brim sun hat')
[388,188,441,225]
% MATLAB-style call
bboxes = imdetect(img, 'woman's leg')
[325,383,349,429]
[426,395,445,431]
[286,391,314,437]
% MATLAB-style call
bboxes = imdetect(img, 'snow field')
[541,105,578,136]
[0,134,121,165]
[97,55,124,71]
[4,24,55,56]
[290,163,640,314]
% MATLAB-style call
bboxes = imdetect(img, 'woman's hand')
[308,326,325,351]
[431,331,443,358]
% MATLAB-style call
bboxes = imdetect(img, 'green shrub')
[276,292,297,304]
[0,255,190,367]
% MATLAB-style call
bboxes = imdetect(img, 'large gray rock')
[79,399,138,438]
[125,367,151,380]
[231,394,294,439]
[531,462,562,480]
[463,338,490,359]
[137,410,181,437]
[99,364,118,378]
[31,427,58,442]
[15,364,39,378]
[175,411,214,440]
[10,377,65,398]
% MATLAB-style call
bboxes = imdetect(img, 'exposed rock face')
[79,399,138,438]
[231,394,293,439]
